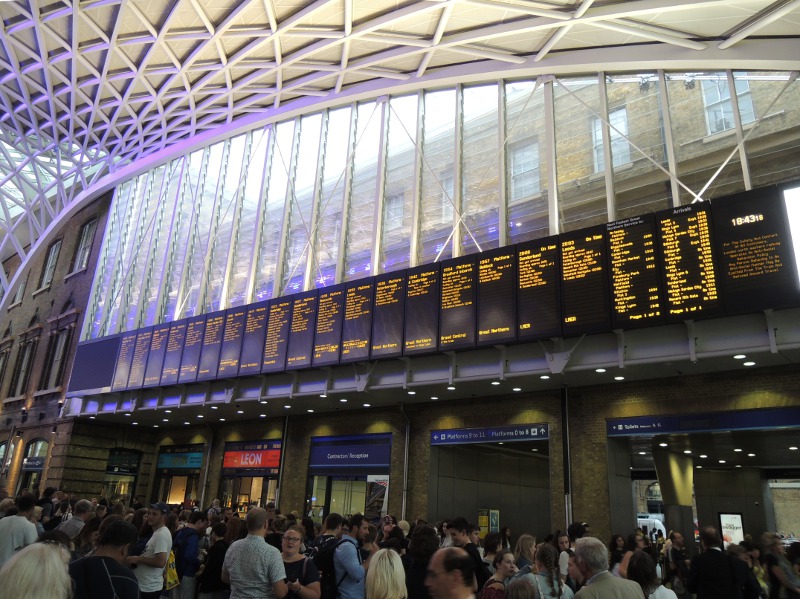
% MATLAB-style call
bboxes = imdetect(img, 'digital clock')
[731,214,764,226]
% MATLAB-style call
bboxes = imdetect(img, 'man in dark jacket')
[174,511,208,599]
[688,526,758,599]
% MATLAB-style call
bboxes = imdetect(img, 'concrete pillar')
[653,445,696,556]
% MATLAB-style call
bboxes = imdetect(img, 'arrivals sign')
[430,424,549,446]
[222,440,281,476]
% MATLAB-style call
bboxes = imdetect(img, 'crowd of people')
[1,488,800,599]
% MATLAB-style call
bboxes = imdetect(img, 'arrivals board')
[313,285,345,367]
[657,203,722,319]
[111,332,137,392]
[711,187,800,313]
[404,264,440,355]
[439,255,477,350]
[143,324,171,387]
[560,225,611,336]
[341,281,374,362]
[477,246,517,346]
[178,315,207,383]
[217,307,247,378]
[238,301,268,376]
[126,329,153,388]
[197,312,224,381]
[262,298,292,373]
[371,271,405,359]
[607,214,665,329]
[160,320,188,385]
[286,291,318,370]
[517,237,562,340]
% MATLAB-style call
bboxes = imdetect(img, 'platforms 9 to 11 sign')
[70,185,800,394]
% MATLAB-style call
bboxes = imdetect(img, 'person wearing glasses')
[283,524,321,599]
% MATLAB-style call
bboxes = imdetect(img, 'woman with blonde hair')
[514,534,537,569]
[0,541,73,598]
[366,548,407,599]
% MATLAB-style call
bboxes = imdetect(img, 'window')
[38,239,62,289]
[593,107,631,173]
[509,140,540,201]
[72,219,98,272]
[8,320,40,400]
[11,273,26,305]
[384,194,404,231]
[0,338,12,391]
[40,327,72,391]
[701,75,756,135]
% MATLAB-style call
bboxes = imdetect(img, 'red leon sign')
[223,449,281,469]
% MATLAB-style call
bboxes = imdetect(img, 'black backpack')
[305,535,350,599]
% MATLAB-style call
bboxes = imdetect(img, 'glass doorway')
[220,477,278,513]
[155,475,199,505]
[306,475,388,524]
[102,473,137,506]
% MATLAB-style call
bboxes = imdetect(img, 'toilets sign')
[430,424,548,445]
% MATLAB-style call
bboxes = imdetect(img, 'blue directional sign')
[431,424,549,445]
[607,406,800,437]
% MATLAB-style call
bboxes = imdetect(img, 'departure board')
[286,291,318,370]
[111,331,138,391]
[341,281,374,363]
[143,324,171,387]
[178,316,207,383]
[657,204,722,319]
[517,237,562,340]
[262,299,292,373]
[197,312,224,381]
[371,271,406,359]
[126,329,153,389]
[313,285,345,367]
[439,256,477,350]
[160,320,188,385]
[477,246,517,346]
[218,307,247,378]
[239,301,268,376]
[607,214,665,329]
[712,187,800,313]
[404,264,440,355]
[561,225,611,336]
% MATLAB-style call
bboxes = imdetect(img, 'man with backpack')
[333,514,377,599]
[307,513,345,599]
[173,511,208,599]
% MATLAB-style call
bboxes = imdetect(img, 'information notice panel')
[239,301,268,376]
[160,320,188,385]
[404,264,440,355]
[657,204,722,319]
[313,285,345,367]
[143,324,171,387]
[711,187,800,313]
[126,329,153,389]
[262,299,292,373]
[197,312,224,381]
[560,225,611,336]
[477,246,517,346]
[439,256,477,351]
[286,291,317,370]
[517,237,562,340]
[68,336,120,392]
[341,281,374,362]
[371,271,405,359]
[218,307,247,378]
[607,214,665,329]
[178,316,207,383]
[111,332,137,391]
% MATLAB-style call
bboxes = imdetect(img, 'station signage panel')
[222,440,281,476]
[431,424,549,445]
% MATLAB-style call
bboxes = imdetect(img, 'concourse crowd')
[1,488,800,599]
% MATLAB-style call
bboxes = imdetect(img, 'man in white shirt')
[0,494,38,568]
[127,502,173,599]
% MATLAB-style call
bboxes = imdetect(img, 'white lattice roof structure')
[1,0,799,300]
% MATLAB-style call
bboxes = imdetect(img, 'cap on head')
[150,502,169,514]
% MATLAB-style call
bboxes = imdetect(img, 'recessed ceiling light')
[614,376,625,381]
[284,405,291,409]
[237,410,244,414]
[696,465,702,469]
[512,388,521,392]
[498,442,504,445]
[431,396,438,400]
[184,421,190,425]
[197,414,204,418]
[307,409,314,413]
[733,354,746,359]
[124,413,131,416]
[162,418,169,422]
[748,453,755,457]
[320,394,327,398]
[153,424,159,428]
[540,375,550,380]
[743,361,756,367]
[734,448,742,452]
[659,443,668,447]
[89,416,95,420]
[260,414,266,418]
[639,451,646,455]
[258,401,267,405]
[736,464,742,468]
[491,381,500,386]
[700,454,708,458]
[447,386,455,390]
[363,403,371,407]
[132,422,138,425]
[791,446,799,451]
[219,418,226,421]
[683,450,692,454]
[211,406,219,409]
[165,410,172,413]
[340,399,347,403]
[719,460,726,464]
[595,368,606,373]
[408,391,416,395]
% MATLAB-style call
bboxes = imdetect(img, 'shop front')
[102,448,141,506]
[305,433,392,524]
[219,440,281,513]
[153,444,205,505]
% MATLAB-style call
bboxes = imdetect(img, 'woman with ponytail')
[531,543,574,599]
